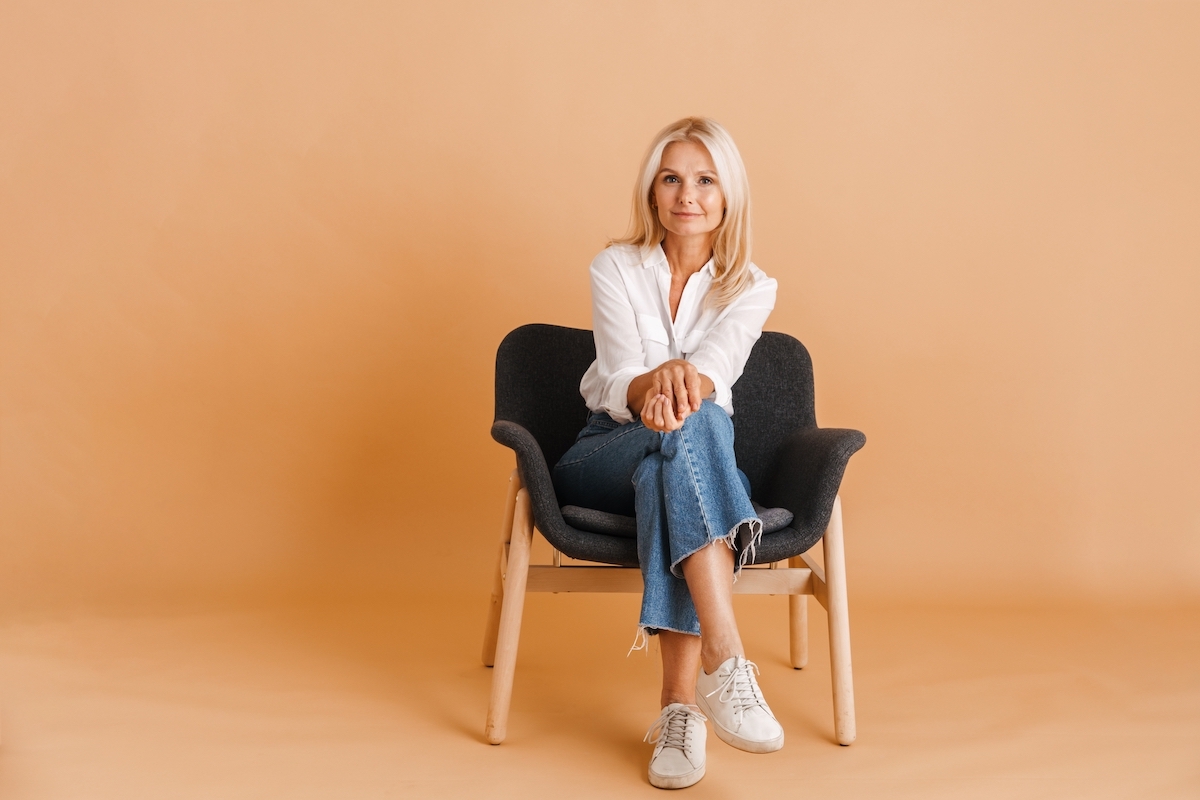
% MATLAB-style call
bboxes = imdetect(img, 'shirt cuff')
[601,368,641,424]
[704,370,731,409]
[688,356,730,409]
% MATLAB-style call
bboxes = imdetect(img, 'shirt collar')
[641,242,716,276]
[640,243,668,269]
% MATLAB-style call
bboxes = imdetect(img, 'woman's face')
[652,140,725,243]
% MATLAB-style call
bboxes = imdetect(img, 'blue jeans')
[552,401,762,637]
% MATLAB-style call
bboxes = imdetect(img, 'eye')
[699,176,715,185]
[663,175,679,184]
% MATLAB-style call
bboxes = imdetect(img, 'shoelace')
[644,705,707,752]
[703,658,773,722]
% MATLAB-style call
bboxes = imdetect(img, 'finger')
[671,390,690,424]
[659,376,675,415]
[665,366,688,416]
[662,395,676,427]
[643,387,659,418]
[663,395,682,430]
[687,369,702,412]
[646,394,660,430]
[665,402,683,431]
[676,383,689,417]
[648,394,667,430]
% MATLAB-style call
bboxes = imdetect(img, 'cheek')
[653,191,670,220]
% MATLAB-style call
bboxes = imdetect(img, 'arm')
[687,269,777,410]
[587,254,653,423]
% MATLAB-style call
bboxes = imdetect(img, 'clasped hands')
[630,359,715,433]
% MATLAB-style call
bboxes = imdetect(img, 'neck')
[661,232,714,279]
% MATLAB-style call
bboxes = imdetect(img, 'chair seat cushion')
[561,501,794,539]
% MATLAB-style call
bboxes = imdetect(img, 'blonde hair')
[613,117,753,309]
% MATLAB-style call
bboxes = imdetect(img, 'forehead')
[660,140,716,171]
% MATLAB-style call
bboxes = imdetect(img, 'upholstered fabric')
[492,324,865,567]
[561,502,794,540]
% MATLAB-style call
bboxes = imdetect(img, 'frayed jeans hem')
[627,624,701,656]
[667,516,763,580]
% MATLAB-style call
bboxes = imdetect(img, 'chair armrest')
[761,427,866,536]
[490,419,565,536]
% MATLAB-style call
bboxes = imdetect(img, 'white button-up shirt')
[580,243,777,423]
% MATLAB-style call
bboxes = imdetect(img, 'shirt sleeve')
[587,251,648,423]
[687,268,777,409]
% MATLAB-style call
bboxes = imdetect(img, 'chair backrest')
[494,324,816,496]
[730,332,817,493]
[494,325,597,472]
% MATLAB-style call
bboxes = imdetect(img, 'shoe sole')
[649,762,705,790]
[694,694,785,754]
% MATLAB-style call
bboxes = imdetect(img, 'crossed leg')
[658,541,744,707]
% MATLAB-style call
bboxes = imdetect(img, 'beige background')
[1,2,1198,796]
[3,1,1197,611]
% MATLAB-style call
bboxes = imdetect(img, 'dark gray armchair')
[482,324,865,746]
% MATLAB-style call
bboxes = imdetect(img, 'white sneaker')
[644,703,707,789]
[695,655,784,753]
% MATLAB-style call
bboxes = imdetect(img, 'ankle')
[661,693,696,708]
[700,645,743,675]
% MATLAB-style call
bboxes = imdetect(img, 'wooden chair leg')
[823,495,856,745]
[482,470,521,667]
[787,561,809,669]
[485,488,534,745]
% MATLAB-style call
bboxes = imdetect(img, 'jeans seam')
[681,412,718,538]
[678,427,716,542]
[664,414,719,580]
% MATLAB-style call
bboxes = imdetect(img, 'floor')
[0,592,1197,798]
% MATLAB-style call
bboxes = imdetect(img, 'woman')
[552,117,781,789]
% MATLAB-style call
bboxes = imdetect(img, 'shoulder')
[712,260,777,316]
[746,261,772,283]
[745,261,778,294]
[590,243,646,275]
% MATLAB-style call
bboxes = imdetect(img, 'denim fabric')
[552,401,761,636]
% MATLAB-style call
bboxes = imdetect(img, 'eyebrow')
[656,168,718,176]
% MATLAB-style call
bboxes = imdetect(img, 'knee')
[682,400,730,432]
[632,450,663,487]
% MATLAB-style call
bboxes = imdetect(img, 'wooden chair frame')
[482,468,856,747]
